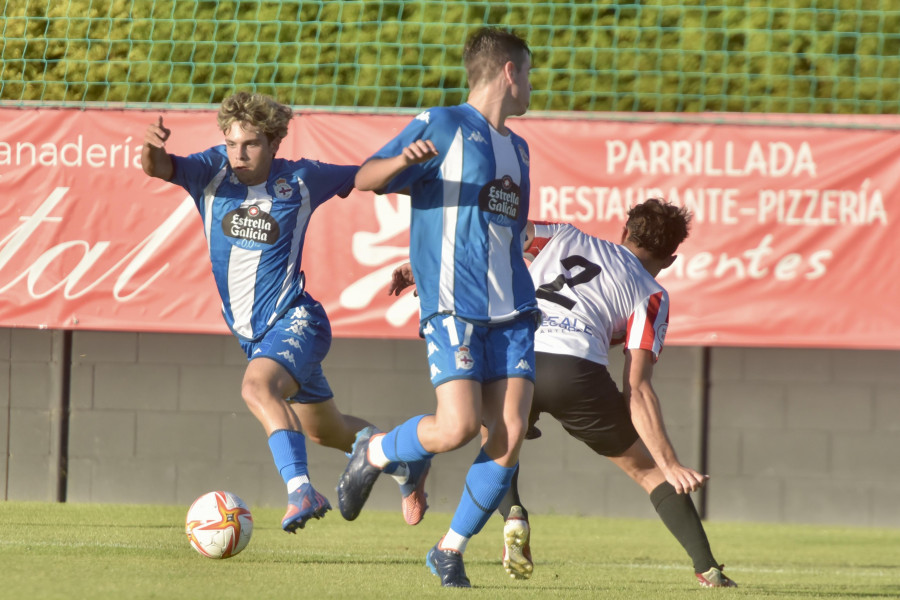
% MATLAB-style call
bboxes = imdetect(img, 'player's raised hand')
[401,139,438,166]
[388,262,417,296]
[145,116,171,148]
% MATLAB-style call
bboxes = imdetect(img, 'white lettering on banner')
[605,140,816,177]
[338,193,419,326]
[659,235,833,282]
[0,188,193,300]
[0,136,144,169]
[539,183,888,226]
[757,183,887,225]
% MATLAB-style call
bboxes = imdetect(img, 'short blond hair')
[217,91,293,143]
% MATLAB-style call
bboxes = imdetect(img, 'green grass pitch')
[0,501,896,599]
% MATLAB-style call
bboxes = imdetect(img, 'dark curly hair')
[625,198,692,259]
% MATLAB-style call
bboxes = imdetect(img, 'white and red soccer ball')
[185,491,253,559]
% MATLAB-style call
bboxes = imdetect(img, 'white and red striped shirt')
[528,222,669,366]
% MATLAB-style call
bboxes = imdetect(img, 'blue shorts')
[239,295,333,404]
[421,315,537,388]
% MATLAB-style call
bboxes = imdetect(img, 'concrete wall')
[2,328,899,527]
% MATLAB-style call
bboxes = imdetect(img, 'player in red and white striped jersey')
[498,198,737,588]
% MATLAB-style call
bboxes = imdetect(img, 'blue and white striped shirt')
[170,145,356,341]
[371,103,537,326]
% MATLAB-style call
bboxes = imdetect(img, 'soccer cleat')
[426,541,471,588]
[502,505,533,580]
[696,565,738,588]
[399,458,431,526]
[281,482,331,533]
[336,426,383,521]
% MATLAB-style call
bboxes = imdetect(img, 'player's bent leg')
[422,379,484,453]
[241,357,302,435]
[480,377,533,466]
[291,398,371,452]
[609,440,731,586]
[606,438,665,494]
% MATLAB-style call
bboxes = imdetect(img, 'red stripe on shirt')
[640,292,663,350]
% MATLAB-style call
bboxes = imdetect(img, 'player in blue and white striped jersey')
[336,28,539,588]
[141,92,425,535]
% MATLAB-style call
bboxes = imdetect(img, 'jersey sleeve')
[526,221,569,259]
[303,162,359,208]
[624,290,670,359]
[367,110,443,194]
[169,146,229,203]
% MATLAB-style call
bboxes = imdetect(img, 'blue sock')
[449,450,517,537]
[380,415,435,463]
[267,429,308,484]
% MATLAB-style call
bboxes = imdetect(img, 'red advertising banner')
[1,107,898,348]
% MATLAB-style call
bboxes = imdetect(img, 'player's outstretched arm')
[623,349,709,494]
[355,139,438,193]
[142,116,174,181]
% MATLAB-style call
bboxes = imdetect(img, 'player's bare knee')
[240,378,274,412]
[433,421,480,452]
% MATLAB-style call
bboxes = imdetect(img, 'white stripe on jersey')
[269,178,312,326]
[438,127,464,314]
[486,128,521,318]
[202,168,229,254]
[228,185,272,339]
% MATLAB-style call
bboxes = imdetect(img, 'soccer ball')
[185,490,254,559]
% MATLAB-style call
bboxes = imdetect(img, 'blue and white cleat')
[281,482,331,533]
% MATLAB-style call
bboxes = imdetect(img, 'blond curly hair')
[217,92,293,143]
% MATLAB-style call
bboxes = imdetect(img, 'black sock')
[650,481,717,573]
[496,466,528,520]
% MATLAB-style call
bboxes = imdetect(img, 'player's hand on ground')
[664,464,709,494]
[401,139,438,166]
[388,262,417,296]
[145,116,171,148]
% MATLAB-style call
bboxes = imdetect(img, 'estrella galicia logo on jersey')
[479,175,521,221]
[222,206,280,249]
[273,177,293,200]
[455,345,475,370]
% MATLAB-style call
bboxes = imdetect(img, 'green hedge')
[1,0,898,113]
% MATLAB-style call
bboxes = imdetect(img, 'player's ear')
[502,60,517,84]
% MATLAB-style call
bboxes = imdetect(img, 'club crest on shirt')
[222,205,281,249]
[455,345,475,370]
[273,177,293,200]
[479,175,520,222]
